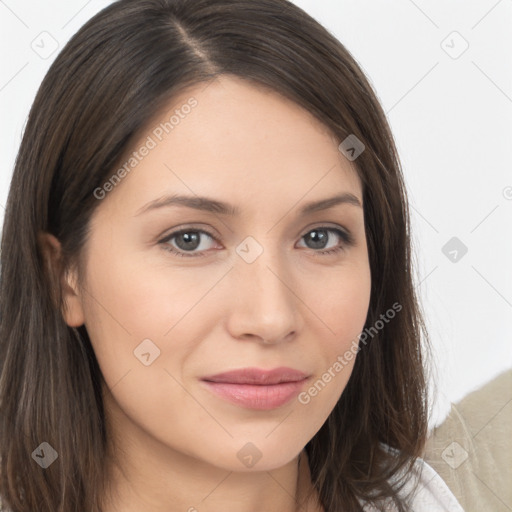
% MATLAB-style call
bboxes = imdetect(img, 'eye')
[297,227,354,256]
[159,228,218,258]
[159,226,354,258]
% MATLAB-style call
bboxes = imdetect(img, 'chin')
[201,438,304,473]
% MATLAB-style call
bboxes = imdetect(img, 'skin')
[44,75,371,512]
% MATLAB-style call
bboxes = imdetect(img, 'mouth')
[200,367,310,410]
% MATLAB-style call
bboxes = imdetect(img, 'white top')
[298,447,465,511]
[404,459,465,511]
[362,458,466,512]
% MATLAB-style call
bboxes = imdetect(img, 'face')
[63,75,371,472]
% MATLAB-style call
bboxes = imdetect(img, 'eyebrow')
[135,192,362,217]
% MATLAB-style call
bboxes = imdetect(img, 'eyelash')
[158,226,354,258]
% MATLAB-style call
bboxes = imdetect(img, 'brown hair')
[0,0,430,510]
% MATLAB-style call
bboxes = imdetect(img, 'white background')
[1,0,511,426]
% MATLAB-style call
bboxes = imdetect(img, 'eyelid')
[158,224,218,243]
[300,222,352,239]
[158,226,219,252]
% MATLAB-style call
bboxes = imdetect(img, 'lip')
[200,367,309,410]
[202,367,308,385]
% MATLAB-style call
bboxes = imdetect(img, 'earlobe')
[61,267,86,328]
[38,232,86,327]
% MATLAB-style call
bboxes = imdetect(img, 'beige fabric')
[424,369,512,512]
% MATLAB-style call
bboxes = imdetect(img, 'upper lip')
[201,367,308,385]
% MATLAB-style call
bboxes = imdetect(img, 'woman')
[0,0,465,511]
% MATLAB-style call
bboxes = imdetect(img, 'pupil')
[308,230,327,249]
[177,232,200,250]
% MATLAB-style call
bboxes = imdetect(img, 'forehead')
[98,75,362,218]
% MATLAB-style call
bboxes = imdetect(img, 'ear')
[38,232,86,327]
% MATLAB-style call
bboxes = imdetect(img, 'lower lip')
[201,379,307,410]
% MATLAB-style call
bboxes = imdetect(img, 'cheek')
[83,246,201,334]
[80,252,204,441]
[80,247,229,390]
[320,273,370,372]
[294,261,371,414]
[312,262,372,349]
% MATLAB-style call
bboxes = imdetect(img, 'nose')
[225,245,303,345]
